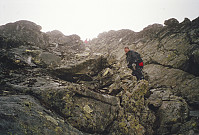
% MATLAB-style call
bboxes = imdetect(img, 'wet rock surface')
[0,17,199,135]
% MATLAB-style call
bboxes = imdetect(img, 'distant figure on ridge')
[124,47,144,81]
[84,39,88,44]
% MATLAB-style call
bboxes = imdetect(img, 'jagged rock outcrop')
[0,20,48,48]
[89,17,199,134]
[90,29,136,60]
[164,18,179,27]
[0,17,199,135]
[46,30,85,56]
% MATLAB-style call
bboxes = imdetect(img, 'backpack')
[134,51,143,63]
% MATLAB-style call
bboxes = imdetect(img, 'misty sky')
[0,0,199,40]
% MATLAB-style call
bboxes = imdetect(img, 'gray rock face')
[144,64,199,105]
[1,17,199,135]
[89,17,199,134]
[0,95,87,135]
[147,88,189,134]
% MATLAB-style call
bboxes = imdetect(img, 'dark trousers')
[132,65,144,81]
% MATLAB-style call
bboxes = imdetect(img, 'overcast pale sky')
[0,0,199,40]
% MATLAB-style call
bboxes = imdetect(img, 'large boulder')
[0,95,87,135]
[53,55,108,82]
[109,80,155,135]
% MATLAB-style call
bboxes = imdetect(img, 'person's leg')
[135,66,144,81]
[131,66,144,81]
[132,69,140,80]
[132,69,140,81]
[140,66,144,80]
[132,69,136,76]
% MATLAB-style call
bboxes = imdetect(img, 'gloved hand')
[132,63,136,70]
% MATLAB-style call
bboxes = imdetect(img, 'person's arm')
[127,51,136,69]
[127,52,133,69]
[127,59,133,69]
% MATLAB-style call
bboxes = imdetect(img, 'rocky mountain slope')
[0,17,199,135]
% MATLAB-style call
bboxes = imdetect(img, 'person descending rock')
[124,47,144,81]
